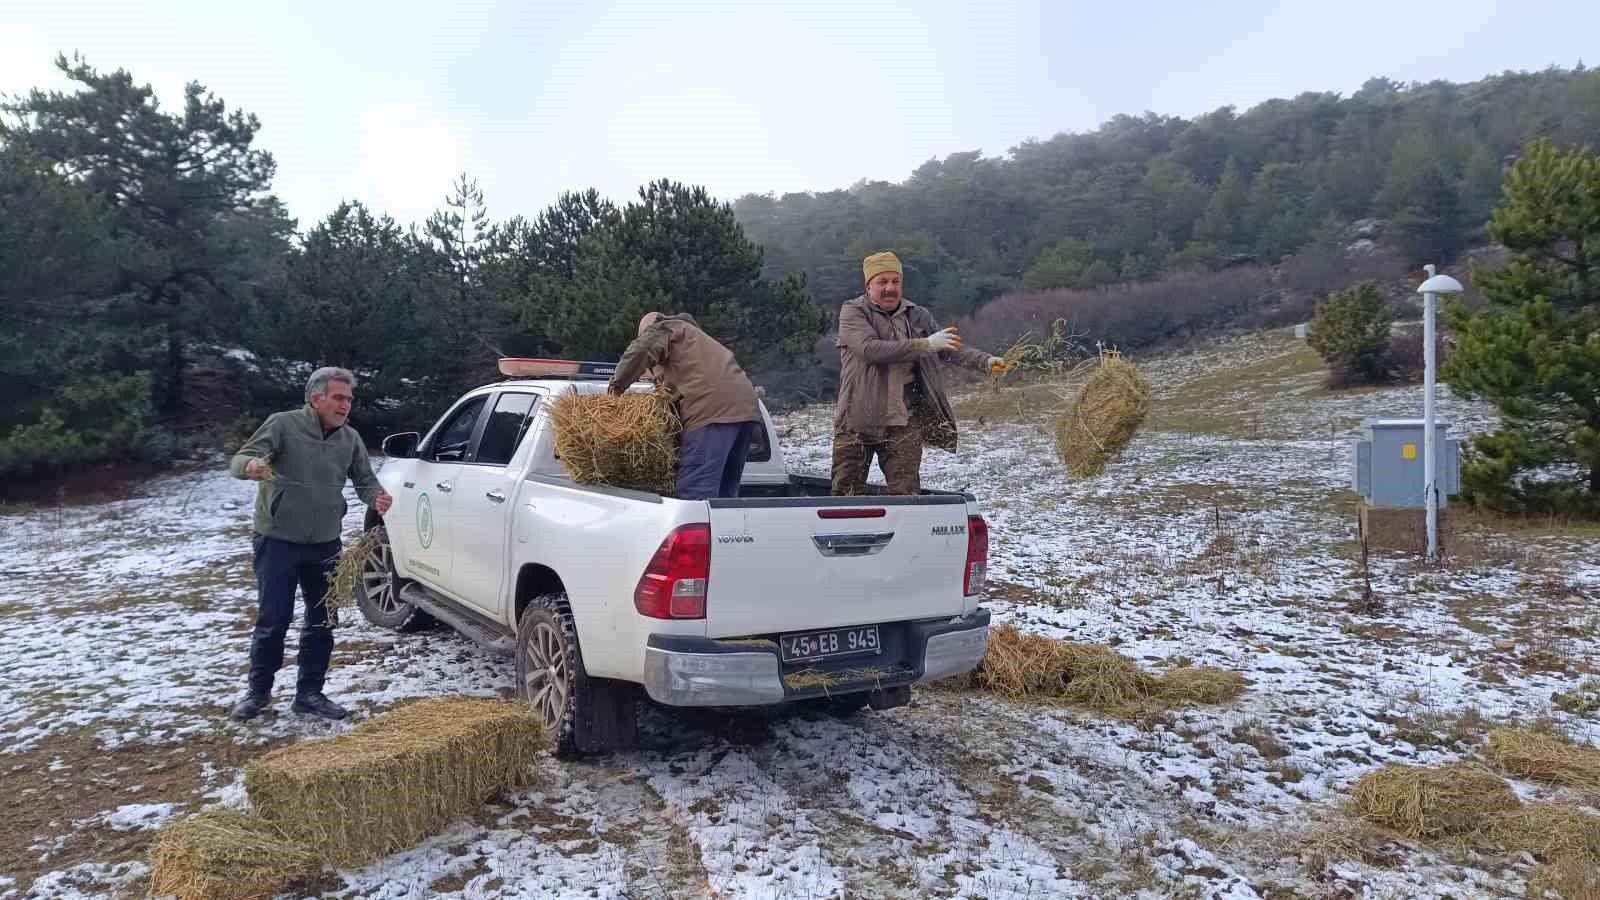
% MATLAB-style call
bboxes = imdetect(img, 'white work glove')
[925,327,962,353]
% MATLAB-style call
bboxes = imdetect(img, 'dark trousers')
[677,422,756,500]
[830,424,924,495]
[247,534,341,697]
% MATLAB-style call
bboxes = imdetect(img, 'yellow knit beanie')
[862,251,903,285]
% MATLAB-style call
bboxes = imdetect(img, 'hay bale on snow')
[550,388,681,495]
[1486,726,1600,790]
[1350,762,1519,840]
[149,808,314,900]
[245,697,547,867]
[1055,350,1151,478]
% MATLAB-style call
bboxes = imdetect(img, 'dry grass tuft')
[149,808,315,900]
[1350,762,1520,840]
[323,526,382,624]
[1055,350,1152,478]
[1486,726,1600,790]
[549,388,681,494]
[783,667,894,692]
[934,625,1244,713]
[245,697,548,867]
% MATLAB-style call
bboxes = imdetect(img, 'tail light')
[634,524,710,619]
[964,515,988,597]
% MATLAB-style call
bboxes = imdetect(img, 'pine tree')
[1443,139,1600,514]
[1307,282,1394,386]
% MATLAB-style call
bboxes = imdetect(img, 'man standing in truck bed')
[833,251,1010,496]
[227,367,392,722]
[609,312,763,500]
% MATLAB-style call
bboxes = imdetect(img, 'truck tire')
[353,526,435,632]
[515,593,639,758]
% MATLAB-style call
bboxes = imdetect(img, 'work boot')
[292,692,349,720]
[231,692,271,721]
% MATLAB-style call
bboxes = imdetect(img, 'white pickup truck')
[356,359,991,756]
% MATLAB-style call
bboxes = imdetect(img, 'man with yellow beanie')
[831,250,1010,495]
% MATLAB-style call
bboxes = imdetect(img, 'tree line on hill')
[1,56,1596,512]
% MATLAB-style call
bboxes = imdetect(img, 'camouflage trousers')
[830,425,923,496]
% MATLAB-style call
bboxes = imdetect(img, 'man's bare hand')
[244,457,270,481]
[374,490,393,516]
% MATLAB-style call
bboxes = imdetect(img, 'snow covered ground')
[2,328,1597,899]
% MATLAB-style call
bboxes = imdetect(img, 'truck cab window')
[474,393,538,465]
[431,396,487,462]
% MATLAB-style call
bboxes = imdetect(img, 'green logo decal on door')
[417,492,434,549]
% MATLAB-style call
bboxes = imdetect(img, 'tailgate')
[703,496,972,638]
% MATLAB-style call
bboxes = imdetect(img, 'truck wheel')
[353,526,434,632]
[515,593,639,758]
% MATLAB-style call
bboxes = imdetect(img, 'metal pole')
[1422,264,1438,561]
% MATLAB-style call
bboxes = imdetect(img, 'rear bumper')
[642,608,990,707]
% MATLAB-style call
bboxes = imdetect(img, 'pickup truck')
[357,359,991,756]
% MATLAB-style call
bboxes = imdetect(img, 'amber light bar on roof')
[497,358,618,379]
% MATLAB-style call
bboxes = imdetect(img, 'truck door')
[449,391,539,619]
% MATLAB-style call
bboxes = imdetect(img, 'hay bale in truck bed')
[549,388,681,495]
[244,697,548,867]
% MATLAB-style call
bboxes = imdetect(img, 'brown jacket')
[609,314,761,432]
[834,296,993,451]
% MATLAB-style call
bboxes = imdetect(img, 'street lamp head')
[1417,273,1464,294]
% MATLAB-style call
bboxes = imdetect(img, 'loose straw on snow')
[1349,761,1520,841]
[1486,726,1600,790]
[1055,349,1152,478]
[550,388,681,495]
[932,624,1246,714]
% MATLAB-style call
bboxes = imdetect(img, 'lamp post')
[1416,264,1464,561]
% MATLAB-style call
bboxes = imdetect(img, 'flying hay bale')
[1350,762,1520,840]
[1486,802,1600,867]
[936,625,1244,713]
[245,697,548,867]
[550,388,681,494]
[1054,349,1152,478]
[1486,727,1600,790]
[149,808,315,900]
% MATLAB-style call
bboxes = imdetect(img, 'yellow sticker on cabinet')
[1402,442,1417,460]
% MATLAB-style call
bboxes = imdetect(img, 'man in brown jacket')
[609,312,763,500]
[832,251,1009,495]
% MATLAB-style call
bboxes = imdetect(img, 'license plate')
[780,625,881,663]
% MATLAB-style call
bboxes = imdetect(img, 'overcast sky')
[3,0,1595,230]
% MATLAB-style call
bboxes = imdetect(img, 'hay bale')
[245,697,548,867]
[549,388,680,494]
[149,808,314,900]
[1350,762,1520,840]
[1054,350,1151,478]
[1155,665,1249,704]
[1486,727,1600,790]
[1486,802,1600,866]
[936,625,1243,713]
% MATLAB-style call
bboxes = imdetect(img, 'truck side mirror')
[382,431,421,459]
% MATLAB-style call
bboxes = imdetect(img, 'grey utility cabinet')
[1350,417,1461,508]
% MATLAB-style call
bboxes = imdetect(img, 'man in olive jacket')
[227,367,392,721]
[609,312,762,500]
[833,251,1010,495]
